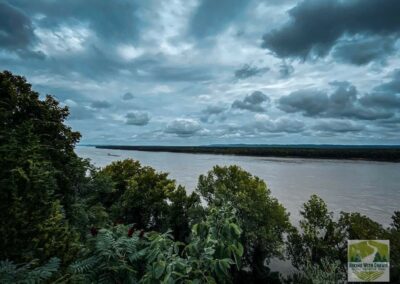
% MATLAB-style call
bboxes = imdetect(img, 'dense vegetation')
[1,71,399,283]
[95,145,400,162]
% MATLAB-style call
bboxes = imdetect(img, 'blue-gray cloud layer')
[1,0,399,145]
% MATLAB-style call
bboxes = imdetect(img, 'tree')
[287,195,344,269]
[0,71,84,264]
[391,211,400,231]
[337,212,387,241]
[389,211,400,282]
[288,196,391,272]
[0,71,88,217]
[98,159,202,241]
[196,165,290,282]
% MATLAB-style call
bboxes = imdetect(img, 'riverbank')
[94,145,400,162]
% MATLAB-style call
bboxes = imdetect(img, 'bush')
[68,205,243,283]
[0,257,60,284]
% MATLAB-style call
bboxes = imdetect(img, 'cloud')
[373,69,400,94]
[234,64,269,79]
[10,0,140,42]
[279,62,294,78]
[258,117,305,133]
[200,105,227,123]
[229,116,305,135]
[278,90,329,115]
[202,105,227,115]
[0,2,43,58]
[361,93,400,110]
[332,36,397,65]
[3,0,400,144]
[122,92,134,100]
[64,100,95,120]
[313,120,365,133]
[278,81,394,120]
[165,119,202,136]
[189,0,250,38]
[91,100,111,109]
[360,70,400,109]
[34,24,91,56]
[262,0,400,62]
[126,111,150,126]
[117,44,143,61]
[144,65,213,82]
[232,91,270,112]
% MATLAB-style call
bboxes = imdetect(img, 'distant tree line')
[1,71,399,283]
[96,145,400,162]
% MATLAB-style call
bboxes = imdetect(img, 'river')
[76,146,400,227]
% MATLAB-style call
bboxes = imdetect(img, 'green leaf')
[230,223,241,236]
[154,261,166,279]
[236,243,244,257]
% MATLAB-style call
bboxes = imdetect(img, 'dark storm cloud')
[234,64,269,79]
[361,93,400,110]
[91,100,111,109]
[0,2,44,58]
[0,2,34,49]
[332,36,397,65]
[278,90,329,116]
[313,120,365,133]
[278,82,393,120]
[360,70,400,109]
[165,119,202,136]
[232,91,270,112]
[262,0,400,61]
[122,92,134,100]
[9,0,140,42]
[126,112,150,126]
[189,0,250,38]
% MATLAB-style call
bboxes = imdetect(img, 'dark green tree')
[287,195,344,269]
[373,252,382,262]
[389,211,400,282]
[337,212,387,241]
[98,159,202,241]
[0,71,85,263]
[196,165,290,282]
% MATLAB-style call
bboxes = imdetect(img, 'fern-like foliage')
[0,257,60,284]
[301,257,346,284]
[69,225,146,283]
[141,205,243,284]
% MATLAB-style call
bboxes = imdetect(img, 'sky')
[1,0,400,145]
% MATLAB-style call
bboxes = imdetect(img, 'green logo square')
[348,240,390,282]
